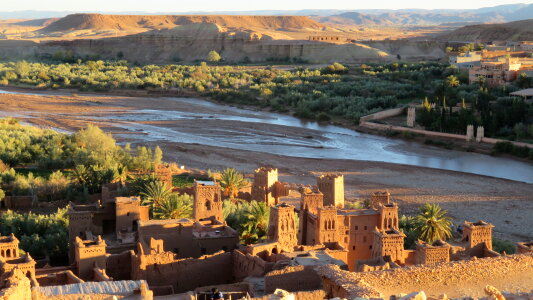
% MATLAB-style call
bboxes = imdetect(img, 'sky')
[3,0,533,12]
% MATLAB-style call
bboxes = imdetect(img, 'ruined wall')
[317,253,533,299]
[132,251,234,293]
[138,220,195,258]
[115,197,149,236]
[232,250,271,281]
[264,265,322,294]
[0,269,32,300]
[106,251,133,280]
[3,196,33,210]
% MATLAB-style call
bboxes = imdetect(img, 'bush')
[492,238,516,254]
[316,112,331,122]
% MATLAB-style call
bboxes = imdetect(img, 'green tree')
[153,146,163,166]
[153,193,193,219]
[14,60,30,78]
[414,203,452,243]
[219,168,247,200]
[140,181,172,206]
[445,75,460,88]
[241,201,270,244]
[207,50,222,62]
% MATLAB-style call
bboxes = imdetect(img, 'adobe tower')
[268,203,297,252]
[193,180,223,222]
[251,167,278,206]
[317,174,344,208]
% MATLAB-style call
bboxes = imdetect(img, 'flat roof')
[510,88,533,97]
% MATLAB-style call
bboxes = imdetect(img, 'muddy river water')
[1,89,532,183]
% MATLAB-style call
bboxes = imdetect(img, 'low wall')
[360,121,533,149]
[106,251,133,280]
[317,253,533,299]
[359,107,405,122]
[264,265,322,294]
[233,250,271,281]
[3,196,34,209]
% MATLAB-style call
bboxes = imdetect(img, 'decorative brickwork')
[317,174,344,208]
[462,220,494,256]
[370,192,390,209]
[193,181,223,222]
[268,204,297,252]
[251,168,278,206]
[74,236,107,281]
[372,228,406,264]
[415,240,450,265]
[0,235,19,260]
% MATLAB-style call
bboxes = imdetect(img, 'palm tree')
[445,75,460,88]
[140,181,172,206]
[414,203,452,243]
[219,168,248,200]
[113,165,129,188]
[153,193,193,219]
[241,201,270,244]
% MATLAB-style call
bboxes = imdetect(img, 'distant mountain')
[0,3,532,25]
[438,19,533,42]
[315,4,533,26]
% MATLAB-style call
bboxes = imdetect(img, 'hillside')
[438,19,533,42]
[38,13,324,34]
[314,4,533,26]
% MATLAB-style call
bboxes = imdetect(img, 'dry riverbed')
[0,90,531,241]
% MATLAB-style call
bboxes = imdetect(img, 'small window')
[352,246,355,250]
[355,226,358,230]
[364,226,367,230]
[363,236,367,243]
[369,245,372,250]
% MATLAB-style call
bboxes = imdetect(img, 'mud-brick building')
[299,190,400,271]
[137,218,239,259]
[0,234,19,260]
[67,196,150,260]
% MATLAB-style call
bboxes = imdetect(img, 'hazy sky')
[4,0,533,12]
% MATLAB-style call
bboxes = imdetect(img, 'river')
[1,89,532,183]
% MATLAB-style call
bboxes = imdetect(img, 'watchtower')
[193,180,223,222]
[268,203,297,252]
[378,202,399,230]
[462,220,494,252]
[317,206,338,244]
[251,167,278,206]
[372,228,406,264]
[370,192,390,210]
[317,174,344,208]
[74,235,107,281]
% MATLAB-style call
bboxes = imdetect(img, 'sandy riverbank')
[0,90,531,241]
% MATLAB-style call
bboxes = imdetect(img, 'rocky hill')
[38,13,324,34]
[437,19,533,42]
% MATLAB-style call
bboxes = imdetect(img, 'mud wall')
[264,265,322,294]
[132,251,234,293]
[317,253,533,299]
